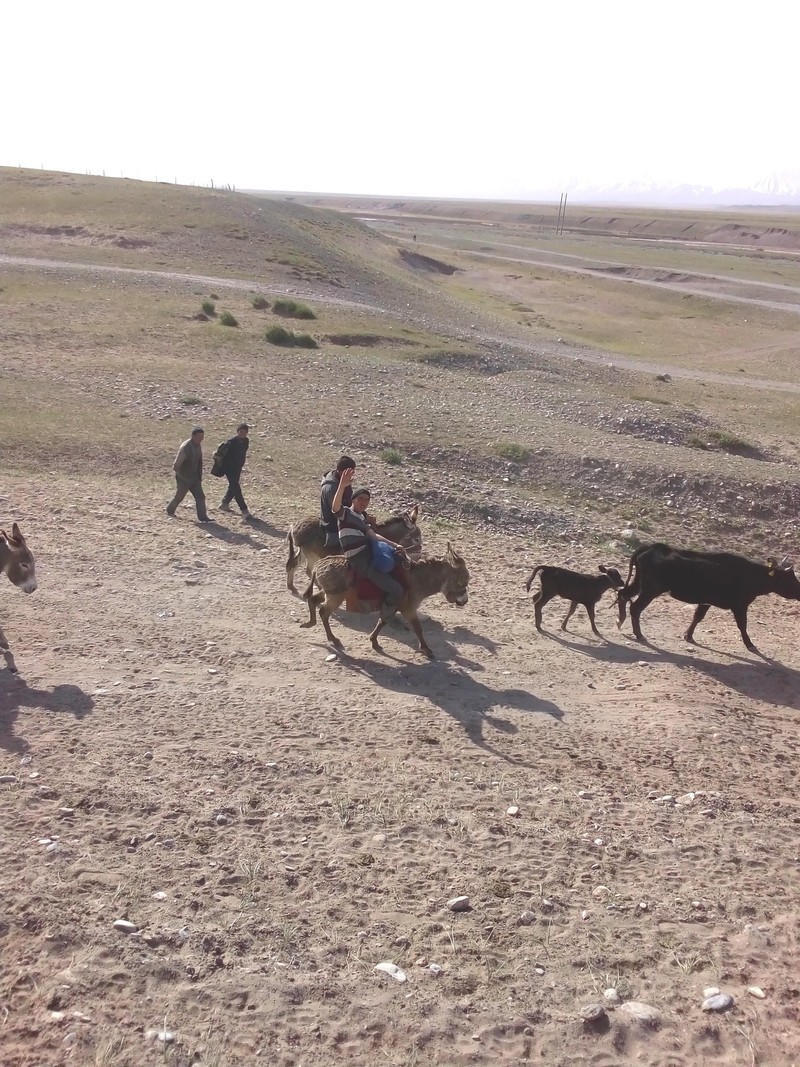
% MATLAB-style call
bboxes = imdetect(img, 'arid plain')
[1,169,800,1066]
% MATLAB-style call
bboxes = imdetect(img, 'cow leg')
[629,593,658,642]
[533,591,555,632]
[584,602,602,638]
[560,601,579,632]
[684,604,710,643]
[732,605,756,652]
[0,622,18,673]
[319,595,346,649]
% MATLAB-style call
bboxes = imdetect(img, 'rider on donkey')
[330,468,408,610]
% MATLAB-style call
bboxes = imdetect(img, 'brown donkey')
[301,543,469,658]
[286,504,422,593]
[1,523,38,673]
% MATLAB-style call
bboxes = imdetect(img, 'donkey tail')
[524,565,544,594]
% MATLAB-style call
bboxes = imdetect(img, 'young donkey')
[301,543,470,658]
[525,563,624,636]
[0,523,37,672]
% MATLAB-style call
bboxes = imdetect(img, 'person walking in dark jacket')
[167,427,210,522]
[218,423,252,519]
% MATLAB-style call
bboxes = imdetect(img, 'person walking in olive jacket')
[166,427,210,522]
[218,423,252,519]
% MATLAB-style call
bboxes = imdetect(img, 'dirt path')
[4,253,800,397]
[2,475,799,1066]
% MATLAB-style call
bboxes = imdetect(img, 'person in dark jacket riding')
[218,423,252,519]
[331,468,407,609]
[320,455,356,548]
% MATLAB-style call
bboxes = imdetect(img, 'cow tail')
[525,565,544,594]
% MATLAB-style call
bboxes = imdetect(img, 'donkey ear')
[0,530,8,545]
[408,504,420,523]
[599,564,608,573]
[11,523,24,543]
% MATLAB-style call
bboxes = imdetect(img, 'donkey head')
[381,504,423,559]
[442,543,470,606]
[0,523,37,594]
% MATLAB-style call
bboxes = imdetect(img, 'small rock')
[0,775,18,785]
[592,885,611,900]
[446,896,471,912]
[703,986,721,998]
[747,986,766,999]
[618,1001,661,1027]
[151,891,168,901]
[604,988,621,1005]
[506,806,520,817]
[428,963,443,975]
[146,1030,176,1043]
[676,792,695,805]
[580,1003,607,1026]
[394,936,411,948]
[374,961,407,982]
[113,919,138,934]
[702,993,733,1013]
[214,814,228,825]
[325,653,338,662]
[517,911,536,926]
[534,965,545,976]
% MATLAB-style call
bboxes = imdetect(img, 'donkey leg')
[300,590,324,629]
[0,623,17,673]
[404,610,434,659]
[319,595,346,648]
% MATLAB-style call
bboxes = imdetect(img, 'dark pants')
[349,546,403,608]
[222,471,249,513]
[167,478,208,520]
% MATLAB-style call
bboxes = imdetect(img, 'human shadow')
[549,632,800,710]
[0,676,95,756]
[202,516,285,552]
[334,652,563,764]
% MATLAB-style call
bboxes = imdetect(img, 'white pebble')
[446,896,471,912]
[702,993,734,1013]
[374,961,407,982]
[747,986,766,999]
[113,920,138,934]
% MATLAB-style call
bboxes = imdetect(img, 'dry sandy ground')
[2,473,800,1067]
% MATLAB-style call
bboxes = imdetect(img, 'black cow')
[525,564,625,636]
[617,542,800,650]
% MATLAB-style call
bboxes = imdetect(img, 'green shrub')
[265,326,318,348]
[495,442,531,462]
[265,325,292,345]
[201,299,216,316]
[379,447,403,465]
[219,310,239,327]
[272,298,316,320]
[251,295,270,310]
[293,332,318,349]
[180,395,202,406]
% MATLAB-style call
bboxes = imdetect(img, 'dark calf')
[525,564,624,636]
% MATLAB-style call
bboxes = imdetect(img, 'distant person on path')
[320,455,357,549]
[218,422,252,520]
[167,427,210,522]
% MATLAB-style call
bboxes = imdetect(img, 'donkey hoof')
[299,621,315,629]
[420,647,435,660]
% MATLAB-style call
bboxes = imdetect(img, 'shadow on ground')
[0,677,95,756]
[548,631,800,710]
[333,651,562,765]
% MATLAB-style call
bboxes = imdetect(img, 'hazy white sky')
[4,0,798,197]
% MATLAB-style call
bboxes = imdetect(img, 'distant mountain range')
[529,172,800,207]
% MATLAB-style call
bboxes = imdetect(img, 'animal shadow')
[337,654,563,762]
[0,677,95,756]
[551,632,800,710]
